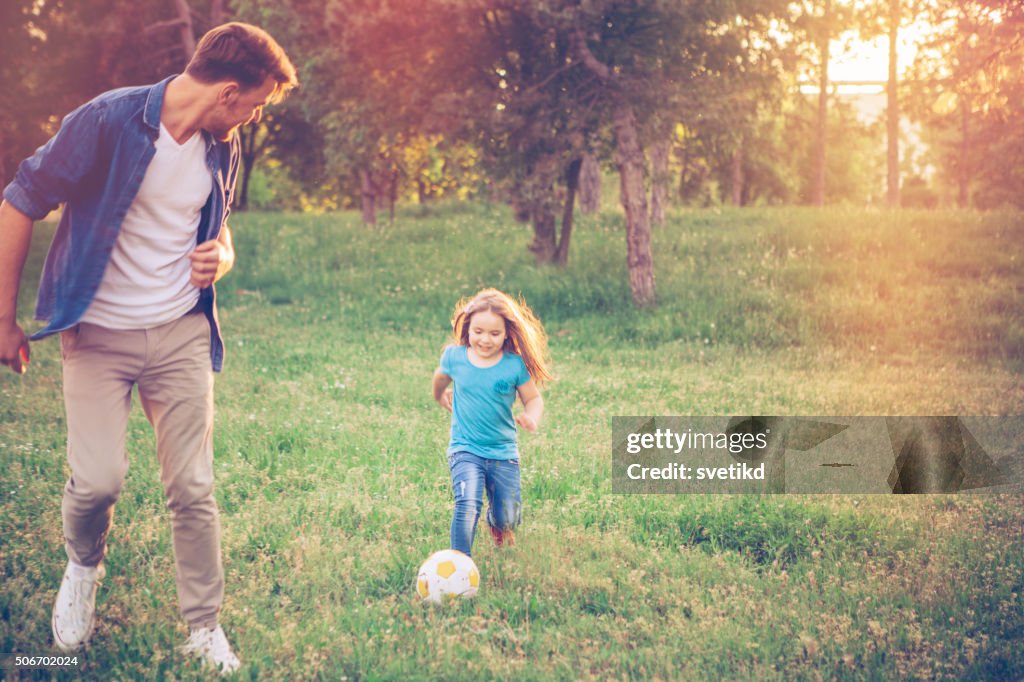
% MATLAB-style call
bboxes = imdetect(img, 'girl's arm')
[432,368,453,412]
[515,379,543,433]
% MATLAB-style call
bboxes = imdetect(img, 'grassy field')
[2,204,1022,680]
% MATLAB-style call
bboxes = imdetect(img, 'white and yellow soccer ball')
[416,549,480,603]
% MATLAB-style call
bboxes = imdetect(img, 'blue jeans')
[448,451,522,556]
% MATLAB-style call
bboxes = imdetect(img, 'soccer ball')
[416,549,480,603]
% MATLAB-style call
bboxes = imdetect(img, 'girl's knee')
[489,500,522,530]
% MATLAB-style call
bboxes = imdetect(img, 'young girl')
[432,288,552,556]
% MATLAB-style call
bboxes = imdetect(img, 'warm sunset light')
[802,19,939,94]
[1,2,1022,680]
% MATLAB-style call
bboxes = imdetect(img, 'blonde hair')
[451,289,553,385]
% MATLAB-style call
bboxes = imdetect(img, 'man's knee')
[165,479,216,516]
[66,471,126,508]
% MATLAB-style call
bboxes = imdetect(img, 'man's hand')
[188,239,231,289]
[0,201,35,374]
[0,321,30,374]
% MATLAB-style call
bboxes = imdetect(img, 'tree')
[569,25,653,304]
[786,0,860,206]
[233,0,428,223]
[814,0,833,206]
[338,1,605,262]
[649,140,670,223]
[852,0,929,208]
[908,0,1024,208]
[887,0,901,207]
[452,2,598,265]
[578,153,602,213]
[1,0,180,185]
[565,0,790,301]
[0,0,54,185]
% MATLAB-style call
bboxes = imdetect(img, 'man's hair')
[186,22,298,101]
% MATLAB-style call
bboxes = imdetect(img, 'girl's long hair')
[451,289,553,385]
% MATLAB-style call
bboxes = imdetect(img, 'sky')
[807,19,938,94]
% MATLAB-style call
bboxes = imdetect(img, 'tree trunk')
[678,144,688,201]
[958,98,970,208]
[579,153,601,214]
[388,169,398,224]
[650,141,670,224]
[236,125,256,210]
[237,162,252,211]
[0,130,8,187]
[360,168,377,226]
[731,138,744,207]
[813,0,830,207]
[172,0,196,59]
[528,200,557,265]
[678,140,704,203]
[209,0,225,25]
[554,158,582,266]
[887,0,900,208]
[570,26,656,306]
[510,187,530,223]
[614,100,656,307]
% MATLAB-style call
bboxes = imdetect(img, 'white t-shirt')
[81,123,213,329]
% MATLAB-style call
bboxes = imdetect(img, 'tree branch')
[144,18,189,34]
[570,28,611,81]
[522,62,575,95]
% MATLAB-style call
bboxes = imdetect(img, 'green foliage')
[0,0,189,185]
[787,96,885,205]
[7,0,1021,220]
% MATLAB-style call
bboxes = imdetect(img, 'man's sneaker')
[179,625,241,675]
[52,560,105,651]
[489,525,515,547]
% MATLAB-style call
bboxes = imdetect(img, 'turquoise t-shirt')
[440,345,532,460]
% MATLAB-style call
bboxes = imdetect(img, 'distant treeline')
[2,1,1021,301]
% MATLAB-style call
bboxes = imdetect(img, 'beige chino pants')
[60,311,222,629]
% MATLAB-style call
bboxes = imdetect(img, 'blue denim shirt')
[2,75,240,372]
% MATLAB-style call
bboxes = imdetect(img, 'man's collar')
[144,74,219,150]
[143,75,177,132]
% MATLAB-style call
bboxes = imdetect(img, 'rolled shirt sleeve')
[3,101,105,220]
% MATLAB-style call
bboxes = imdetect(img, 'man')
[0,23,297,674]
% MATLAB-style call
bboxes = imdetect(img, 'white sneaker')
[52,560,105,651]
[179,625,241,675]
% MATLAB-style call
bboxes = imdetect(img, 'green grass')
[1,203,1022,680]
